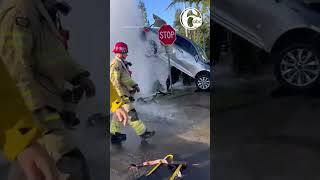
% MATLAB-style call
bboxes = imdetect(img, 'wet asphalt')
[213,62,320,180]
[110,88,210,180]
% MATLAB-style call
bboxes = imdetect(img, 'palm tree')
[138,0,150,26]
[167,0,209,10]
[169,0,210,57]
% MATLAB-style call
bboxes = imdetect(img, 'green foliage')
[171,0,210,59]
[138,0,150,26]
[173,9,185,35]
[167,0,203,9]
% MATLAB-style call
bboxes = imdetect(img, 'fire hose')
[129,154,190,180]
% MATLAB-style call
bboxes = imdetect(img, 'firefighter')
[0,0,95,179]
[110,42,155,143]
[0,58,62,180]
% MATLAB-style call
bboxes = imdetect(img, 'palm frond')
[166,0,192,10]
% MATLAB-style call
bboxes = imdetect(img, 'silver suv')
[142,26,211,91]
[212,0,320,90]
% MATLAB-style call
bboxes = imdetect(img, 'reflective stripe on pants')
[44,113,61,122]
[21,90,35,110]
[110,114,146,136]
[129,119,146,136]
[110,117,122,134]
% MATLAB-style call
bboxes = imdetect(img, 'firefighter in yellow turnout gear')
[110,42,155,143]
[0,0,95,179]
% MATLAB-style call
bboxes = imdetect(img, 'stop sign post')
[158,25,176,92]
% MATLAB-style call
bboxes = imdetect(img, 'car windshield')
[175,35,209,62]
[175,35,197,55]
[195,44,209,63]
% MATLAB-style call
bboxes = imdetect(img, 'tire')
[274,43,320,90]
[166,67,181,90]
[231,34,261,74]
[182,73,193,85]
[195,72,210,91]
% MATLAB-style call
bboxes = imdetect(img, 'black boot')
[60,111,80,129]
[111,132,127,144]
[140,130,155,140]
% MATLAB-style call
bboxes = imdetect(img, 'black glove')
[61,90,73,102]
[130,84,140,94]
[71,86,85,103]
[129,96,135,102]
[126,62,133,66]
[56,1,72,16]
[61,87,85,103]
[121,95,135,103]
[79,77,96,98]
[120,95,132,104]
[60,111,80,129]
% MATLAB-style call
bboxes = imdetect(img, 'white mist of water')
[110,0,169,96]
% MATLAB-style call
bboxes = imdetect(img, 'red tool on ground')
[129,154,188,180]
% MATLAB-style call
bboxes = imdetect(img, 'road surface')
[110,87,210,180]
[214,60,320,180]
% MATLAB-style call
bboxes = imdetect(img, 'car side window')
[174,36,184,49]
[188,44,198,57]
[175,35,198,57]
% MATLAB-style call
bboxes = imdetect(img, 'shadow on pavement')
[214,75,320,180]
[270,86,320,99]
[263,135,320,149]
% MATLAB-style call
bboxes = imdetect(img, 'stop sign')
[158,25,176,46]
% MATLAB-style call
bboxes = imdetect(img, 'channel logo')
[180,8,203,30]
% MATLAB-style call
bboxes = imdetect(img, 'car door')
[212,0,253,38]
[214,0,292,50]
[172,35,198,77]
[213,0,268,48]
[232,0,290,50]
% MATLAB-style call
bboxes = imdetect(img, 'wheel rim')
[280,48,320,87]
[197,76,210,90]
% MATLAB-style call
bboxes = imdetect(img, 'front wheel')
[274,43,320,90]
[195,72,210,91]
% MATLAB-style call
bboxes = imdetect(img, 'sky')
[136,0,185,26]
